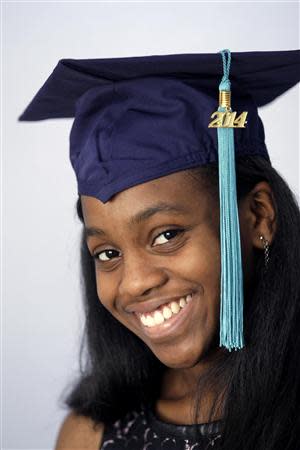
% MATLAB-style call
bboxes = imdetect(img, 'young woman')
[19,50,300,449]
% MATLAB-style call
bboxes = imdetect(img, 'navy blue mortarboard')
[19,49,300,351]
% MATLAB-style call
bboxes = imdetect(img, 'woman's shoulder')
[55,411,104,449]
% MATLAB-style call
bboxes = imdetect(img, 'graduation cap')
[19,49,300,351]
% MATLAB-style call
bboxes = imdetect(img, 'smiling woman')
[19,50,300,449]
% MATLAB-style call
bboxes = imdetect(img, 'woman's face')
[81,171,223,369]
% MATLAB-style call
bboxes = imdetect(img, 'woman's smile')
[131,291,199,343]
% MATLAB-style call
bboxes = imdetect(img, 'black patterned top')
[100,404,223,449]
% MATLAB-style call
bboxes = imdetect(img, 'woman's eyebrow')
[84,202,188,239]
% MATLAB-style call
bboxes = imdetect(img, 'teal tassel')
[218,50,244,351]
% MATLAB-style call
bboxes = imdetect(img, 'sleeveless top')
[100,404,223,449]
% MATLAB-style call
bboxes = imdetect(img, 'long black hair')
[61,155,300,449]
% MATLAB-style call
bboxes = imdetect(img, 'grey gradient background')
[2,1,299,448]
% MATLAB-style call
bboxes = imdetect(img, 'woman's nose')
[118,250,168,299]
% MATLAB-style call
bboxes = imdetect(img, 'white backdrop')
[3,2,299,448]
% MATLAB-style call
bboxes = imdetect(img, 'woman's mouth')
[134,292,196,341]
[139,293,192,326]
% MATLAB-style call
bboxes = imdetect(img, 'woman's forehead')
[81,170,204,225]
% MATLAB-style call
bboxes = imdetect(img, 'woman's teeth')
[139,294,192,327]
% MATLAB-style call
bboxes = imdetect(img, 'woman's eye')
[94,249,120,262]
[153,228,184,246]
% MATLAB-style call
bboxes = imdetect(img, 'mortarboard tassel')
[214,49,245,351]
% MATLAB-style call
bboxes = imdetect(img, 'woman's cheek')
[95,270,115,310]
[177,231,220,286]
[182,233,221,325]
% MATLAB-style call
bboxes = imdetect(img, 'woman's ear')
[239,181,277,251]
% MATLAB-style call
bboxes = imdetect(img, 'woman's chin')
[154,344,208,369]
[152,336,219,369]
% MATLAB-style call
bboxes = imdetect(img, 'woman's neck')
[155,349,226,425]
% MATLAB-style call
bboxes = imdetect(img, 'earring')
[259,235,270,270]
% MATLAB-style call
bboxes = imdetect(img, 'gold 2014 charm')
[208,111,248,128]
[208,90,248,128]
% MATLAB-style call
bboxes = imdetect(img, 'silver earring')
[259,235,270,270]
